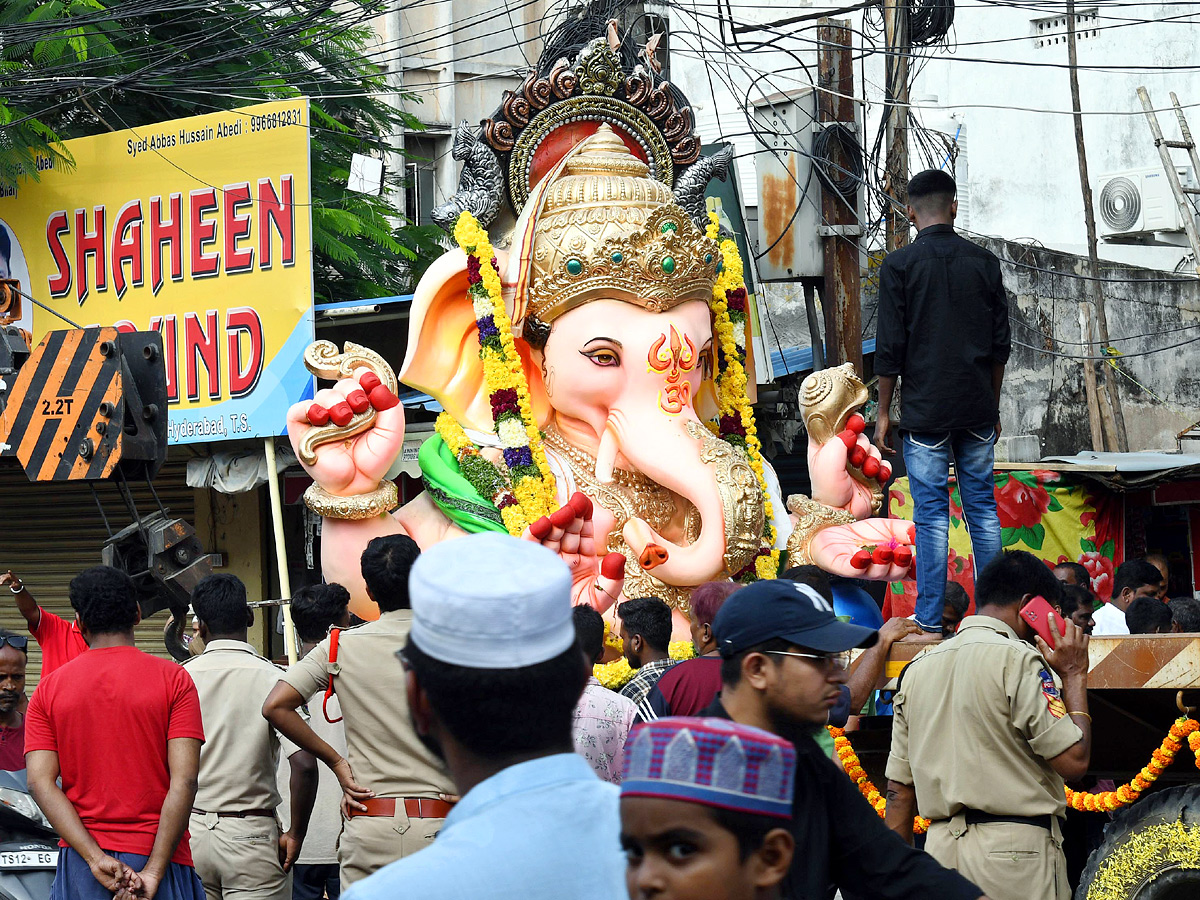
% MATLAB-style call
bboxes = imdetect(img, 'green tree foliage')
[0,0,445,299]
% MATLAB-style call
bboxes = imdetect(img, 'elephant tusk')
[594,420,620,484]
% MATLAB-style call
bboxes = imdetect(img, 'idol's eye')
[582,348,621,367]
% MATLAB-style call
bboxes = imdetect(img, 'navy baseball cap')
[712,579,879,656]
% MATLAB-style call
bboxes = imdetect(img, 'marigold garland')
[830,716,1200,831]
[707,213,780,581]
[450,212,557,534]
[829,726,930,834]
[1065,716,1199,812]
[594,640,697,690]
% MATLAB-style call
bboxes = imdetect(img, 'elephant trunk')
[600,408,733,586]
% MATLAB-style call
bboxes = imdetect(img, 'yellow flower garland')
[830,716,1200,833]
[595,641,697,690]
[707,214,781,579]
[451,213,558,533]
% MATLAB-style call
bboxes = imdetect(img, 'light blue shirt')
[343,753,625,900]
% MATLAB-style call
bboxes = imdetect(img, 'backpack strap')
[323,627,343,724]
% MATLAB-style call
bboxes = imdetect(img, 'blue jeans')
[903,427,1003,632]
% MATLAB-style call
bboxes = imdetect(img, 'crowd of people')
[6,527,1188,900]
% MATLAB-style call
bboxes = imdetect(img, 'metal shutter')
[0,457,197,690]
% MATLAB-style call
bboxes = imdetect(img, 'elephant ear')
[400,247,550,433]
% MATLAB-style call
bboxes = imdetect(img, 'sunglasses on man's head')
[0,635,28,653]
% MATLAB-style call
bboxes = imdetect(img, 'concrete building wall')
[980,236,1200,455]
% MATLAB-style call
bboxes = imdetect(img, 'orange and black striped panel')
[0,327,125,481]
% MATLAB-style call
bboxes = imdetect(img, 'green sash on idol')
[417,435,509,535]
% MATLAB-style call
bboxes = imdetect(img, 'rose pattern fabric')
[995,477,1052,529]
[884,470,1122,617]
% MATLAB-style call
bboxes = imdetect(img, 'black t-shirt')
[874,224,1011,433]
[699,699,982,900]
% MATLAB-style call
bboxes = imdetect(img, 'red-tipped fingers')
[601,552,626,580]
[880,462,893,482]
[529,516,552,541]
[907,524,917,543]
[328,402,354,427]
[862,456,881,479]
[872,546,894,565]
[850,549,872,570]
[893,546,913,567]
[368,386,399,411]
[550,505,576,529]
[346,389,370,414]
[837,430,857,449]
[846,413,866,434]
[569,492,593,518]
[307,403,331,426]
[358,371,382,392]
[848,445,867,467]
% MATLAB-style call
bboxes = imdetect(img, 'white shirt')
[1092,602,1129,635]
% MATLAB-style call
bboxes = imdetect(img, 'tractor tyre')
[1076,784,1200,900]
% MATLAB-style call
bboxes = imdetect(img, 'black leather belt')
[963,809,1055,830]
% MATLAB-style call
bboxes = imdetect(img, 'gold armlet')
[304,480,398,521]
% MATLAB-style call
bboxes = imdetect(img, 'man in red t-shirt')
[26,566,205,900]
[646,582,741,719]
[1,571,89,675]
[0,629,29,771]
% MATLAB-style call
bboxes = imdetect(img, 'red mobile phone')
[1020,595,1067,649]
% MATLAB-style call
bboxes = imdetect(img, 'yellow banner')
[0,99,314,443]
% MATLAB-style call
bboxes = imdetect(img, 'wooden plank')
[859,634,1200,691]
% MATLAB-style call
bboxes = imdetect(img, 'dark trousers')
[51,847,204,900]
[292,863,340,900]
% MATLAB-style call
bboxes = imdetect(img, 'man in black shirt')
[874,169,1010,640]
[703,579,987,900]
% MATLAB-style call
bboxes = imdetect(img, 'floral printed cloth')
[572,677,637,784]
[886,469,1123,617]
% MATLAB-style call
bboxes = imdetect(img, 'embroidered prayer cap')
[408,532,574,669]
[621,717,796,820]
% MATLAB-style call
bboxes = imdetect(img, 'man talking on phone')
[884,551,1090,900]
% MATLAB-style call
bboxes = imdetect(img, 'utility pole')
[1066,0,1127,451]
[883,0,910,251]
[817,19,862,373]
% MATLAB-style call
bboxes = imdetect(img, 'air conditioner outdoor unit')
[1096,166,1193,238]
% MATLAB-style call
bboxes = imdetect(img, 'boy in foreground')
[619,717,795,900]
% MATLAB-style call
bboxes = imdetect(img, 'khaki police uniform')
[280,609,455,887]
[184,639,297,900]
[886,616,1084,900]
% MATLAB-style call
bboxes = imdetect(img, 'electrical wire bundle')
[814,122,864,200]
[910,0,956,47]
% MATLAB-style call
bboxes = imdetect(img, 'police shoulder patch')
[1039,667,1066,719]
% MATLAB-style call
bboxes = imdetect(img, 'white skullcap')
[408,532,575,669]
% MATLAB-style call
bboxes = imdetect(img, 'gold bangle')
[1068,710,1091,722]
[303,480,398,520]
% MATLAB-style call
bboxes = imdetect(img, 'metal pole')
[264,437,298,665]
[1068,0,1125,451]
[817,19,862,374]
[883,0,910,251]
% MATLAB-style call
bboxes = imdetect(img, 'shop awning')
[770,338,876,377]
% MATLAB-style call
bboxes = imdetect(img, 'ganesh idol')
[286,36,913,636]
